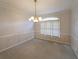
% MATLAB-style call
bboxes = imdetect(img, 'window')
[40,18,60,37]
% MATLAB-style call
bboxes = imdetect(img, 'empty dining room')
[0,0,78,59]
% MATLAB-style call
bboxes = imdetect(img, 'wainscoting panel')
[0,32,34,53]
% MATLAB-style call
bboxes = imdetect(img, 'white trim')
[0,32,34,53]
[0,32,34,38]
[41,17,59,21]
[0,36,34,53]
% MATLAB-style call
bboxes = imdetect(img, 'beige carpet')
[0,39,77,59]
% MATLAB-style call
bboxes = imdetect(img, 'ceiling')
[0,0,72,15]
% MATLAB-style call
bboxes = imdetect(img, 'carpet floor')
[0,39,77,59]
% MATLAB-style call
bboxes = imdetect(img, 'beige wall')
[71,0,78,56]
[34,10,71,44]
[0,6,34,52]
[0,21,34,51]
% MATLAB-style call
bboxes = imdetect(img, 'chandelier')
[29,0,42,22]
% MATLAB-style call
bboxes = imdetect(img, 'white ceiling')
[0,0,71,14]
[0,0,72,16]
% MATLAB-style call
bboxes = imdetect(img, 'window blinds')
[40,20,60,37]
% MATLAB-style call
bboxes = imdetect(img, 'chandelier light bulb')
[33,19,38,22]
[29,0,42,22]
[39,17,42,21]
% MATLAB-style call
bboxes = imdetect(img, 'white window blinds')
[40,20,60,37]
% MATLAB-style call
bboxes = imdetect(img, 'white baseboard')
[71,45,78,57]
[0,36,34,53]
